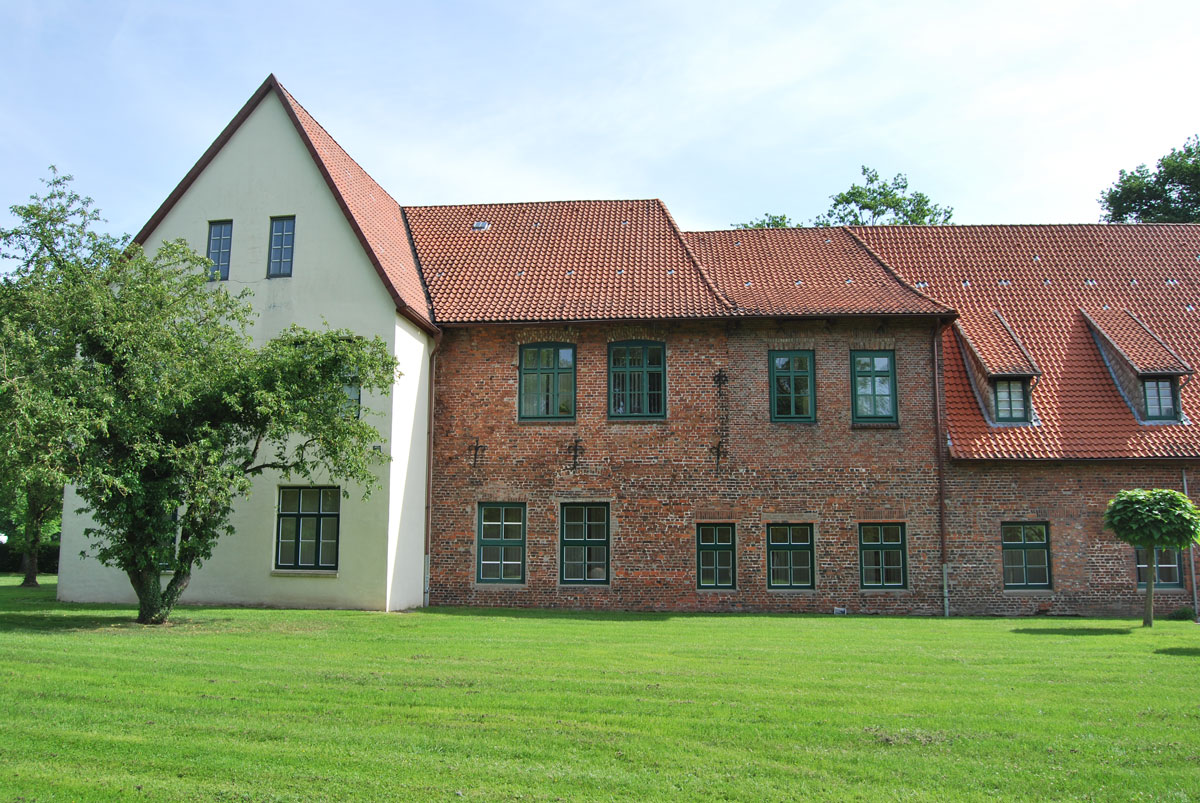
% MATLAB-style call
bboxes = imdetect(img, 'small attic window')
[994,379,1030,423]
[472,221,490,232]
[1144,378,1179,421]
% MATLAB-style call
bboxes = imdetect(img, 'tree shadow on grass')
[0,609,144,632]
[1011,627,1133,636]
[1154,647,1200,657]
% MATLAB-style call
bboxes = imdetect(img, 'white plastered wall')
[57,92,432,610]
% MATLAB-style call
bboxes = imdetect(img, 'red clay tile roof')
[135,75,435,333]
[403,200,734,323]
[854,224,1200,460]
[954,310,1039,376]
[1080,307,1190,374]
[685,228,953,317]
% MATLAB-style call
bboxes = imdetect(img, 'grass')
[1,576,1198,802]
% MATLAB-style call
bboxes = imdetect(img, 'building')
[58,76,1200,616]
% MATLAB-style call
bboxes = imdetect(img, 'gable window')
[276,487,339,570]
[1143,378,1178,421]
[860,523,906,588]
[519,343,575,419]
[477,503,525,583]
[770,350,815,422]
[609,341,665,418]
[994,379,1030,422]
[697,524,735,589]
[561,503,609,584]
[767,523,814,589]
[267,216,295,277]
[1135,547,1184,588]
[206,220,232,281]
[851,351,897,423]
[1001,523,1050,588]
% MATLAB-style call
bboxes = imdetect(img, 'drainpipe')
[423,331,443,608]
[1186,469,1199,622]
[933,320,951,617]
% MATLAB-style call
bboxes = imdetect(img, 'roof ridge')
[842,227,955,316]
[851,222,1200,230]
[657,200,737,314]
[404,198,662,211]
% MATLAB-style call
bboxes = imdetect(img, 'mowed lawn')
[1,576,1198,802]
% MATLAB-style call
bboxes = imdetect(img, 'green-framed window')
[851,350,897,423]
[994,379,1030,422]
[697,524,735,589]
[206,220,232,281]
[561,503,609,584]
[276,487,340,570]
[859,523,906,588]
[770,350,815,422]
[267,216,295,277]
[519,343,576,419]
[342,379,361,419]
[1001,522,1050,588]
[477,503,526,583]
[767,523,814,589]
[609,341,666,418]
[1143,378,1179,421]
[1136,547,1184,588]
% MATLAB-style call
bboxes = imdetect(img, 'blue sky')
[2,0,1198,239]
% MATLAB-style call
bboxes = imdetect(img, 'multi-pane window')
[1143,379,1178,420]
[697,524,735,589]
[851,351,897,423]
[206,220,232,281]
[342,377,361,419]
[770,350,815,422]
[477,503,525,583]
[276,487,340,570]
[859,523,906,588]
[267,216,295,277]
[519,343,576,419]
[609,341,666,418]
[1136,547,1184,588]
[561,503,609,584]
[995,379,1030,422]
[767,524,814,589]
[1001,523,1050,588]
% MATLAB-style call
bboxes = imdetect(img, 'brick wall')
[428,317,1199,616]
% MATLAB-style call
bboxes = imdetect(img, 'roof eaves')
[1125,309,1193,375]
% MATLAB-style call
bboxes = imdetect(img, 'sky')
[2,0,1199,240]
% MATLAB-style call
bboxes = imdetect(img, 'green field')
[1,576,1198,801]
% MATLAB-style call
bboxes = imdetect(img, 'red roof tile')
[685,228,953,317]
[854,224,1200,459]
[403,200,733,323]
[954,310,1039,376]
[1080,307,1190,374]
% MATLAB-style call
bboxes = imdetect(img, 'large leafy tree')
[734,166,953,229]
[2,172,399,623]
[1100,135,1200,223]
[1103,488,1200,627]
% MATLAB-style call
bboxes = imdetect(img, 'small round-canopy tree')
[1103,488,1200,627]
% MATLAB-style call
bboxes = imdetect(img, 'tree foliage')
[732,166,953,230]
[1,171,399,623]
[1103,488,1200,627]
[1100,135,1200,223]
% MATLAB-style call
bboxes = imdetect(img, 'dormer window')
[1143,378,1178,420]
[994,379,1030,422]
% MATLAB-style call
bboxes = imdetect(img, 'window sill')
[1002,589,1054,595]
[697,587,738,593]
[271,570,338,578]
[859,588,911,594]
[473,582,528,590]
[771,419,817,426]
[607,417,668,424]
[767,587,817,593]
[557,583,612,590]
[1136,587,1188,594]
[517,418,576,425]
[851,422,900,430]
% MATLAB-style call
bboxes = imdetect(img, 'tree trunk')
[127,566,191,624]
[18,498,47,588]
[1143,561,1155,628]
[19,550,39,587]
